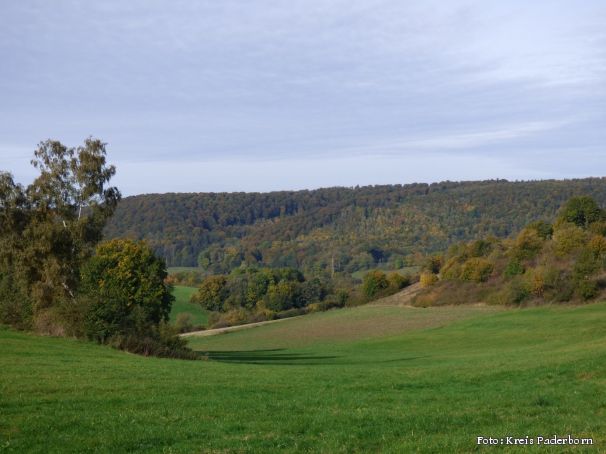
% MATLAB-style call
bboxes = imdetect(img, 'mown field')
[168,285,208,327]
[2,302,606,453]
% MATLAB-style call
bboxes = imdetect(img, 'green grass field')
[169,285,208,327]
[2,302,605,452]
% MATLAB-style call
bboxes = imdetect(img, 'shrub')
[589,221,606,236]
[542,267,574,302]
[502,278,530,305]
[573,249,600,281]
[468,239,493,257]
[527,220,553,239]
[423,255,442,273]
[33,308,66,337]
[191,275,229,311]
[274,307,307,319]
[362,270,389,297]
[419,272,438,287]
[511,228,544,261]
[440,257,462,280]
[0,274,32,330]
[576,279,598,300]
[174,312,194,333]
[588,235,606,258]
[321,289,349,309]
[108,322,197,360]
[460,258,493,282]
[553,223,587,256]
[264,280,299,311]
[504,258,525,277]
[526,267,545,297]
[387,273,410,291]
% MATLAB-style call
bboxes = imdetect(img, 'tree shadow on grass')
[197,349,427,366]
[198,349,340,365]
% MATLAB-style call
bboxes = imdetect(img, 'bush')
[504,258,525,277]
[362,270,389,297]
[264,280,298,311]
[460,258,494,282]
[576,279,598,300]
[423,255,442,273]
[526,267,545,297]
[553,223,587,256]
[321,289,349,309]
[0,274,32,330]
[588,235,606,259]
[440,257,462,280]
[468,239,493,257]
[542,267,574,302]
[33,308,67,337]
[502,278,530,305]
[387,273,410,291]
[573,249,600,281]
[274,307,307,319]
[589,221,606,236]
[210,308,250,328]
[527,220,553,240]
[190,275,228,311]
[419,272,438,287]
[511,228,544,261]
[174,312,195,333]
[108,322,197,360]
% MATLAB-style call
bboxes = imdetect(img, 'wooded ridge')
[104,178,606,272]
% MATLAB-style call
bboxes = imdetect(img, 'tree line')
[187,265,412,328]
[0,139,192,358]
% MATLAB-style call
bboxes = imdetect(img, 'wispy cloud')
[0,1,604,193]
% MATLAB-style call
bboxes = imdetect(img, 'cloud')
[0,1,604,193]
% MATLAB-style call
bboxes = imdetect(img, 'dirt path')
[369,282,423,307]
[180,315,305,338]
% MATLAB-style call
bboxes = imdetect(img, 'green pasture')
[168,285,208,327]
[2,302,605,452]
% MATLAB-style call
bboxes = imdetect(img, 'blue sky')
[1,1,604,195]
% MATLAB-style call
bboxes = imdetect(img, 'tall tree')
[557,196,604,229]
[0,138,120,327]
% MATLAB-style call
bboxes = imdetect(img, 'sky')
[1,1,605,195]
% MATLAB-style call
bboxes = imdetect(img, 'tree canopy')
[0,138,120,329]
[104,178,606,273]
[82,239,174,342]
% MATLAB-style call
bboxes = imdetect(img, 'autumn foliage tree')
[0,138,120,331]
[81,239,174,343]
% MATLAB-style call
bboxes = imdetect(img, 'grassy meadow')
[168,285,208,327]
[2,302,606,452]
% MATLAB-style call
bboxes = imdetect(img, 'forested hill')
[104,178,606,271]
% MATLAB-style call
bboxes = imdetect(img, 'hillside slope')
[105,178,606,270]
